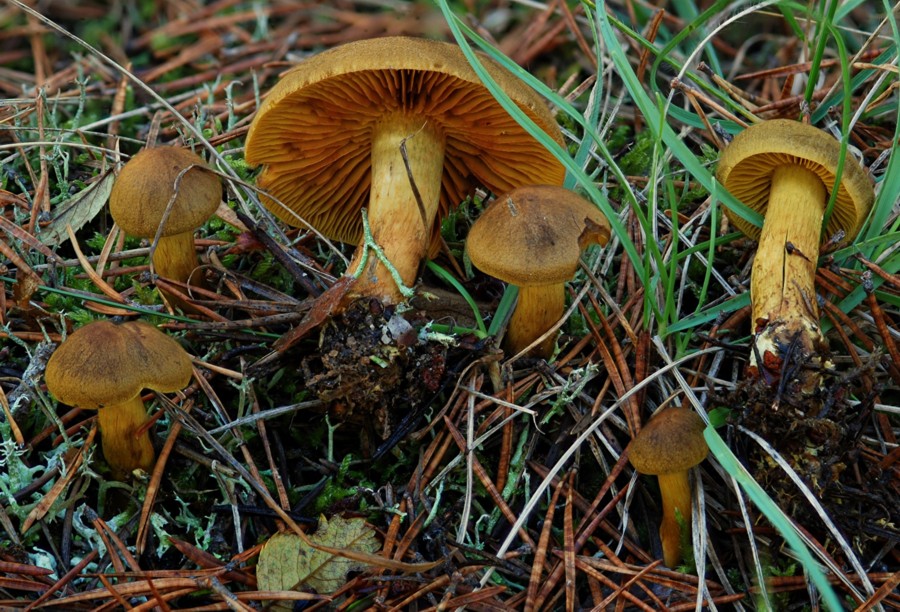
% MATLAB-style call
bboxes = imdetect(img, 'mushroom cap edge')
[715,119,875,244]
[628,408,709,475]
[45,319,193,410]
[109,146,223,238]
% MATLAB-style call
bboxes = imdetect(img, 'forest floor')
[0,0,897,610]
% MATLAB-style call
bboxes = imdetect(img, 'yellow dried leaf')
[257,515,380,598]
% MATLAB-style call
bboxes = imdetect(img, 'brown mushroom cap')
[245,36,565,256]
[629,409,708,475]
[716,119,874,244]
[466,185,611,286]
[109,146,222,238]
[45,320,193,409]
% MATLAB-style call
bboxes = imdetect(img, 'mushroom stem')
[656,470,693,568]
[505,284,565,358]
[97,395,156,478]
[347,114,445,302]
[152,231,201,285]
[750,165,827,378]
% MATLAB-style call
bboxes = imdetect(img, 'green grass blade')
[859,3,900,249]
[425,260,487,337]
[666,292,750,335]
[597,4,764,230]
[489,285,519,338]
[804,1,841,105]
[704,425,844,611]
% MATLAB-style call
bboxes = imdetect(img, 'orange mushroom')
[245,36,565,303]
[45,320,193,479]
[466,185,610,358]
[716,120,874,389]
[628,408,708,568]
[110,146,222,287]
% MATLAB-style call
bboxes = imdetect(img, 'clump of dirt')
[300,298,448,444]
[721,349,898,555]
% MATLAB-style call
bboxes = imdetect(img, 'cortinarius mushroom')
[245,36,565,303]
[716,120,874,388]
[466,185,610,358]
[110,146,222,287]
[628,408,708,568]
[45,320,193,478]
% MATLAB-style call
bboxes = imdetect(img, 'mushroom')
[245,36,565,304]
[716,120,874,388]
[110,146,223,287]
[628,408,708,568]
[465,185,611,358]
[45,319,193,478]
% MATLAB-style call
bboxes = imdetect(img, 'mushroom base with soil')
[716,358,884,555]
[97,395,156,479]
[748,164,829,391]
[299,299,451,452]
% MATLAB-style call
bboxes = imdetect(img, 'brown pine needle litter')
[0,1,897,610]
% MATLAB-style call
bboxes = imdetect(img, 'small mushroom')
[110,146,222,287]
[466,185,610,358]
[45,320,193,478]
[716,120,874,388]
[245,36,565,304]
[628,408,708,568]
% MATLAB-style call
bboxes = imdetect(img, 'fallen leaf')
[39,169,115,247]
[257,515,380,599]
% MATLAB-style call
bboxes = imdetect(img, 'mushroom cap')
[110,146,222,238]
[628,409,708,475]
[245,36,565,255]
[466,185,611,286]
[45,320,193,409]
[716,119,875,244]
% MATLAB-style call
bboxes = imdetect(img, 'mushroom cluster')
[45,320,193,479]
[245,36,565,303]
[716,119,875,389]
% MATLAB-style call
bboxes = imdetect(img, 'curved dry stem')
[347,114,445,303]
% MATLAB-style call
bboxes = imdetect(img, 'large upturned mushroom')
[45,320,193,479]
[466,185,611,358]
[716,119,874,389]
[245,36,565,304]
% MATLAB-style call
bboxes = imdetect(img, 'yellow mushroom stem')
[97,395,156,478]
[347,113,445,303]
[152,231,201,285]
[750,165,827,378]
[505,284,565,359]
[656,470,693,569]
